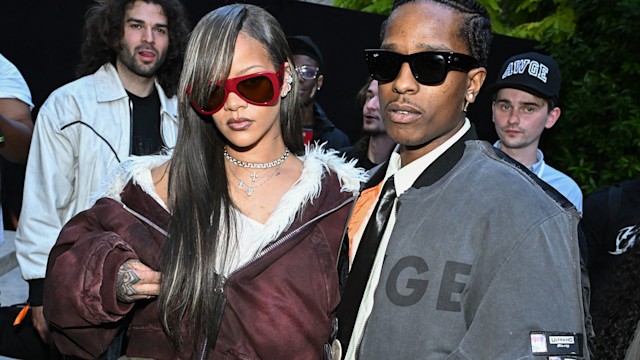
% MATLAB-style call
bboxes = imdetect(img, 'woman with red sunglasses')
[44,4,365,360]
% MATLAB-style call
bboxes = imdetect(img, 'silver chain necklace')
[223,147,290,169]
[228,165,281,196]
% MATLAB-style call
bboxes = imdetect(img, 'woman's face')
[211,33,290,150]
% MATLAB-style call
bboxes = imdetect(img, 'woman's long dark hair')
[158,3,302,352]
[75,0,189,96]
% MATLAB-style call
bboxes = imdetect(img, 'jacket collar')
[364,126,478,190]
[93,62,177,120]
[94,63,128,103]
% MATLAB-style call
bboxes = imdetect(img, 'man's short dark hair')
[381,0,492,67]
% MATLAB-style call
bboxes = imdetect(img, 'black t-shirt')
[582,177,640,354]
[127,87,163,155]
[341,137,377,171]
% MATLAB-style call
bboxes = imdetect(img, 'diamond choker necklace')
[223,147,290,169]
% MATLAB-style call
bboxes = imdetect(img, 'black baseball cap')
[287,35,324,69]
[486,52,561,103]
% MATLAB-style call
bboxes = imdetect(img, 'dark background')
[0,0,535,227]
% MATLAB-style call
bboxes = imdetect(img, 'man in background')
[582,178,640,358]
[342,79,395,170]
[488,52,583,213]
[287,35,350,150]
[0,53,34,241]
[16,0,189,344]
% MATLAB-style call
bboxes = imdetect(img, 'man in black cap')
[287,35,350,150]
[488,51,583,213]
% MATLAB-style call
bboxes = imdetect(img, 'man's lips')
[137,47,157,62]
[502,128,522,136]
[364,113,380,123]
[386,102,422,124]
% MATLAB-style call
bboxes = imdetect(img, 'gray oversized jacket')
[353,132,589,359]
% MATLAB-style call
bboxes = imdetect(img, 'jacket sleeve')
[453,213,590,359]
[15,103,77,303]
[44,200,139,359]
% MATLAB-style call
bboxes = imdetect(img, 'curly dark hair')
[75,0,190,96]
[382,0,492,67]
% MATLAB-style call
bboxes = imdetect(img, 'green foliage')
[333,0,392,14]
[333,0,576,42]
[544,0,640,193]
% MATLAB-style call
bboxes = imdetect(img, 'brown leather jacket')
[44,164,359,359]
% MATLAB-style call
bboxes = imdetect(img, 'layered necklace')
[224,147,290,196]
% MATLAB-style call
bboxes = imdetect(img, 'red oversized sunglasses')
[188,64,284,115]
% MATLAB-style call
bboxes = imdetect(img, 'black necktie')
[337,175,396,353]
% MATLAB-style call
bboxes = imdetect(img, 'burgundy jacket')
[44,168,357,359]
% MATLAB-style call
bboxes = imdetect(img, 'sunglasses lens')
[201,86,225,113]
[412,53,446,85]
[236,75,275,104]
[297,67,318,80]
[367,51,401,83]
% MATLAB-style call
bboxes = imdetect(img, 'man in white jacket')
[16,0,189,343]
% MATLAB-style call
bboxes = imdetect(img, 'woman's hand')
[116,259,161,303]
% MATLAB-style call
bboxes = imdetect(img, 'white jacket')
[16,63,179,282]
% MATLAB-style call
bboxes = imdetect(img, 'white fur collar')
[257,144,366,243]
[92,154,171,210]
[93,145,367,230]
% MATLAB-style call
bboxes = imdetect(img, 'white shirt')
[493,141,583,213]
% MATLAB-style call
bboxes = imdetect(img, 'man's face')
[492,88,559,151]
[293,54,323,107]
[118,0,169,78]
[378,2,482,155]
[362,80,385,134]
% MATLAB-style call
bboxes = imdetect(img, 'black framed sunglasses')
[364,49,479,85]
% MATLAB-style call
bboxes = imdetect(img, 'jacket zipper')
[198,273,227,360]
[197,195,356,359]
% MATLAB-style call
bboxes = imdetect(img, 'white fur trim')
[256,144,367,245]
[91,154,171,210]
[91,145,368,244]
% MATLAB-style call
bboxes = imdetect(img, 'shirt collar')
[493,140,544,175]
[385,118,471,196]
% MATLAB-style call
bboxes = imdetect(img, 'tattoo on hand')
[117,261,141,303]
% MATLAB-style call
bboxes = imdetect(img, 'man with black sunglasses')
[336,0,591,359]
[287,35,350,150]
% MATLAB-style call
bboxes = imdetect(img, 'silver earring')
[316,87,321,91]
[286,76,293,85]
[469,93,474,99]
